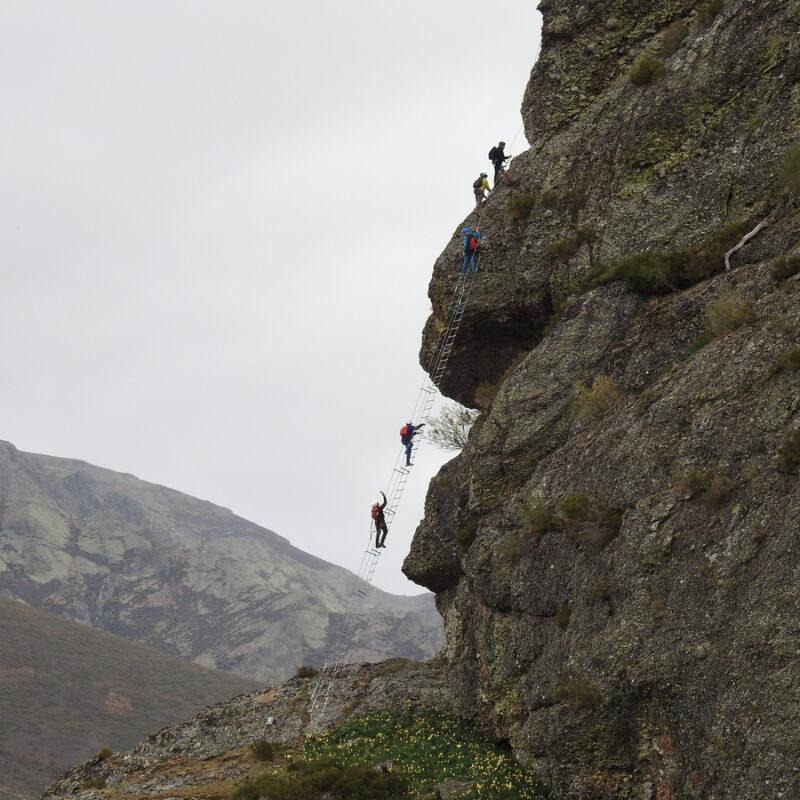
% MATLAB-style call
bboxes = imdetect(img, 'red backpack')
[399,424,410,437]
[468,236,479,252]
[371,504,381,520]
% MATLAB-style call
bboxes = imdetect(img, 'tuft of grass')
[545,227,596,261]
[573,376,621,423]
[517,499,555,539]
[250,740,280,763]
[698,0,725,26]
[506,192,537,223]
[704,291,755,338]
[233,757,409,800]
[456,519,479,551]
[629,54,665,86]
[295,665,318,680]
[777,428,800,474]
[770,347,800,375]
[498,532,523,569]
[674,469,734,506]
[559,494,622,548]
[662,19,689,56]
[539,189,559,209]
[593,221,752,296]
[549,678,601,708]
[96,747,113,762]
[771,255,800,283]
[781,144,800,194]
[82,777,107,790]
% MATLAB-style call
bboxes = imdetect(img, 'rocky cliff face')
[0,442,442,683]
[407,0,800,797]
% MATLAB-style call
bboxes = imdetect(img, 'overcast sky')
[1,1,542,595]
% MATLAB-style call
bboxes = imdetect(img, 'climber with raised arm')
[461,226,482,273]
[488,141,510,184]
[400,421,425,466]
[372,491,389,549]
[473,173,490,210]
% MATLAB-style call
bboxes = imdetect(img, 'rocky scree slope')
[43,660,449,800]
[406,0,800,797]
[0,597,257,800]
[0,442,442,683]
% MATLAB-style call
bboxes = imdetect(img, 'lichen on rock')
[409,0,800,795]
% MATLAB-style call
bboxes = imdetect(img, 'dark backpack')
[473,177,484,190]
[489,147,499,161]
[371,504,381,521]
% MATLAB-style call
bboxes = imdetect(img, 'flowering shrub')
[304,707,545,799]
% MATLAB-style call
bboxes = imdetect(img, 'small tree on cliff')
[426,403,479,451]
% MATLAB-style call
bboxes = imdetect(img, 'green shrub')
[518,499,555,538]
[545,227,596,261]
[704,291,755,338]
[674,469,734,505]
[506,192,537,222]
[539,189,559,208]
[549,678,601,708]
[781,144,800,194]
[771,347,800,374]
[629,54,665,86]
[456,519,479,551]
[498,532,523,569]
[559,493,621,548]
[83,777,107,790]
[771,255,800,283]
[251,739,278,762]
[296,665,318,680]
[573,376,621,423]
[698,0,725,26]
[662,19,689,56]
[593,222,751,296]
[234,758,410,800]
[777,428,800,474]
[96,747,112,761]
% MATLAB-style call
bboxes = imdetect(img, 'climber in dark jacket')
[488,141,509,184]
[400,422,424,466]
[372,491,388,548]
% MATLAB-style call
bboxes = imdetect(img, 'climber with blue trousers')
[461,226,482,273]
[400,421,424,466]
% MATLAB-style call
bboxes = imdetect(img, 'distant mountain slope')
[0,441,443,682]
[0,597,258,800]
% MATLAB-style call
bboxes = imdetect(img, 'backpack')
[399,424,410,437]
[488,147,499,161]
[473,177,484,190]
[468,235,479,253]
[371,503,381,521]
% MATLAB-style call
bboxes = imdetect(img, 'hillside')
[0,597,258,800]
[403,0,800,796]
[0,440,442,684]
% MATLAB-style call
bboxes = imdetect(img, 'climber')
[400,421,424,466]
[473,173,490,210]
[372,491,389,549]
[488,141,510,184]
[461,226,482,273]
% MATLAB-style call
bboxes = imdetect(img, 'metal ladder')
[309,267,478,720]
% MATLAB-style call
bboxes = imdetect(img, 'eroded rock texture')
[409,1,800,797]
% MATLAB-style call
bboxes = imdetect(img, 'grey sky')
[1,1,542,594]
